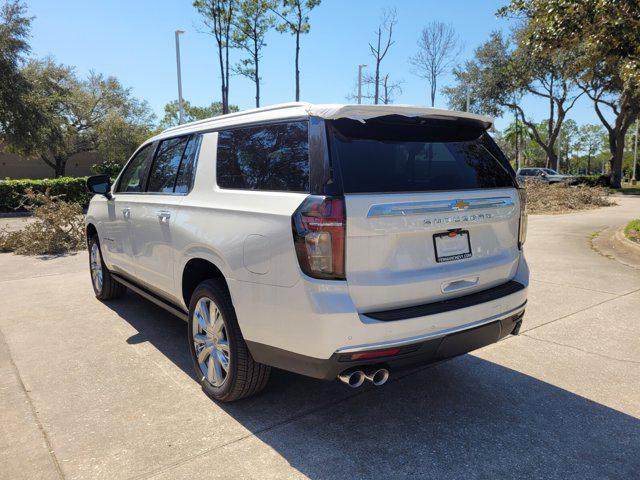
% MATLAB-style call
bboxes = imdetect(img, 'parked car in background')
[517,167,575,184]
[85,103,529,402]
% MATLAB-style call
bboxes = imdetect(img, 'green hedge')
[574,174,610,187]
[0,177,91,212]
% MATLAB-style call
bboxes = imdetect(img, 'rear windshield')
[327,116,516,194]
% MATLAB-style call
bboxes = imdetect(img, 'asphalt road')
[1,197,639,480]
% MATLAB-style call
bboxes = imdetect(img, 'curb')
[614,227,640,255]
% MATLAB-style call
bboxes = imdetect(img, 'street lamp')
[175,30,185,125]
[357,64,367,105]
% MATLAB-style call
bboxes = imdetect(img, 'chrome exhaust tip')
[364,368,390,386]
[338,369,365,388]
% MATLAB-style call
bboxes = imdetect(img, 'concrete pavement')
[1,197,639,479]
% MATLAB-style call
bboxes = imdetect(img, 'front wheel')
[88,236,126,300]
[187,279,270,402]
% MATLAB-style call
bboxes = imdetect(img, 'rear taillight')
[292,196,346,280]
[518,188,528,249]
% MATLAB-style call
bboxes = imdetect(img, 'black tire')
[188,279,270,402]
[88,235,127,300]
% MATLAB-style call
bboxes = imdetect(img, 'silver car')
[517,167,575,184]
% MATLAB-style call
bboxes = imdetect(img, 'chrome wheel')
[89,242,103,293]
[192,297,230,387]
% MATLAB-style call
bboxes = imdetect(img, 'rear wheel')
[88,235,126,300]
[187,279,270,402]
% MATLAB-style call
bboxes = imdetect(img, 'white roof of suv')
[153,102,494,142]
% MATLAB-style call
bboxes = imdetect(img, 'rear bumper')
[247,305,525,380]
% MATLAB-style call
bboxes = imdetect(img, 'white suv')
[85,103,529,402]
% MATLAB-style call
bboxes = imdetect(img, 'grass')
[624,219,640,244]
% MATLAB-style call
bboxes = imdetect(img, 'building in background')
[0,145,98,179]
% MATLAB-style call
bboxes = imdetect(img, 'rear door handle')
[122,207,131,219]
[157,211,171,223]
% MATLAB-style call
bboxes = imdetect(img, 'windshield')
[542,168,559,175]
[327,116,516,194]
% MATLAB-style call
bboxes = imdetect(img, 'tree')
[0,0,44,148]
[194,0,236,114]
[556,118,579,173]
[444,30,582,171]
[232,0,275,108]
[380,73,402,104]
[576,124,605,174]
[159,100,238,128]
[367,8,397,105]
[271,0,320,101]
[410,22,461,107]
[499,0,640,187]
[503,117,526,169]
[9,59,155,177]
[347,71,402,104]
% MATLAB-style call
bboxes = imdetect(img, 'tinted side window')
[217,122,309,192]
[147,136,190,193]
[116,143,154,193]
[175,135,201,193]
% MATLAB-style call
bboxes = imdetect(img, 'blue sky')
[25,0,604,131]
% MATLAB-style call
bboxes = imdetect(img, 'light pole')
[632,119,638,184]
[357,64,367,105]
[466,88,470,112]
[175,30,185,125]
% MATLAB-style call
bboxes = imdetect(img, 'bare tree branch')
[410,22,461,107]
[368,8,397,104]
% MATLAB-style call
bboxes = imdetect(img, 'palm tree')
[504,118,527,169]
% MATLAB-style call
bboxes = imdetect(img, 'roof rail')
[161,102,309,134]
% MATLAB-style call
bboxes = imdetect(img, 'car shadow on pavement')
[106,291,640,480]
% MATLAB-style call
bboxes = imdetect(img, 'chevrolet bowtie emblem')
[452,200,470,211]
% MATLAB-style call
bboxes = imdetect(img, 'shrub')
[574,174,610,187]
[0,177,91,212]
[0,189,85,255]
[524,182,615,214]
[624,219,640,244]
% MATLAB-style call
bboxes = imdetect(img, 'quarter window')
[116,143,154,193]
[147,136,190,193]
[216,122,309,192]
[175,135,201,193]
[146,134,201,194]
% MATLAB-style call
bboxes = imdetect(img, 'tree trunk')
[514,114,520,171]
[295,30,300,101]
[609,130,627,188]
[254,36,260,108]
[587,153,591,174]
[224,42,230,114]
[217,42,226,114]
[547,78,555,169]
[374,28,381,105]
[548,150,558,172]
[55,156,66,178]
[430,73,436,107]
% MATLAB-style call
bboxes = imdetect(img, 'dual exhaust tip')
[338,367,389,388]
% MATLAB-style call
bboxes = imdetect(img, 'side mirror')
[540,172,547,177]
[87,175,112,199]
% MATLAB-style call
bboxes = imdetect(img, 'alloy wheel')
[192,297,230,387]
[89,242,103,293]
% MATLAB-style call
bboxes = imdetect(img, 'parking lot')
[1,196,639,480]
